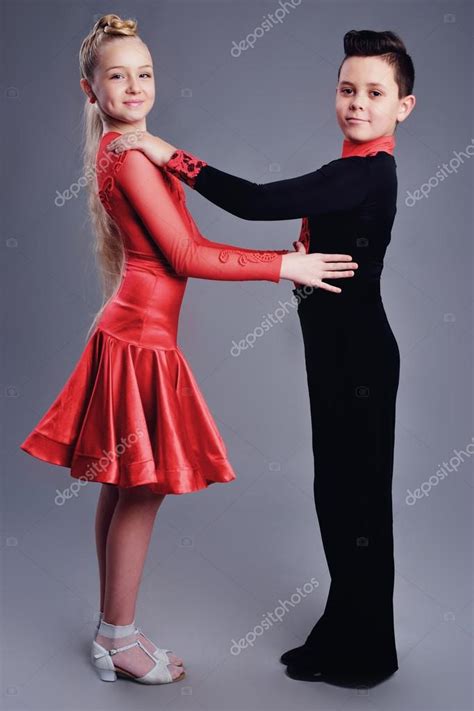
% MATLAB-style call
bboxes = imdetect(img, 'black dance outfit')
[165,134,400,679]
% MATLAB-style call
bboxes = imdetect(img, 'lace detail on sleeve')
[165,149,207,188]
[98,150,127,215]
[98,175,114,214]
[218,249,286,266]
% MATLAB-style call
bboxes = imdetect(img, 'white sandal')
[94,616,183,665]
[91,637,186,684]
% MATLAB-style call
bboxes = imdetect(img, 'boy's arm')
[164,149,370,220]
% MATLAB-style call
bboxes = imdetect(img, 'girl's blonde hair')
[79,13,142,341]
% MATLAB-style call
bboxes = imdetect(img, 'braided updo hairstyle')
[79,14,145,341]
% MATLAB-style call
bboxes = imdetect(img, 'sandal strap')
[135,626,173,655]
[135,638,159,662]
[93,640,139,659]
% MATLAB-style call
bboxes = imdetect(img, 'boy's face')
[335,55,415,141]
[83,37,155,132]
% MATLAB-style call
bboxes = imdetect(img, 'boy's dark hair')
[338,30,415,98]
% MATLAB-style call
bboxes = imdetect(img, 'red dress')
[19,131,288,495]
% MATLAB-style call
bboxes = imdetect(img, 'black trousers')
[295,285,400,676]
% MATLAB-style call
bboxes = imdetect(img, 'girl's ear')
[80,77,94,101]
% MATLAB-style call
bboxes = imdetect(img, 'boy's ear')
[397,94,416,124]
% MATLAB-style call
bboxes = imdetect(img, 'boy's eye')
[340,88,381,97]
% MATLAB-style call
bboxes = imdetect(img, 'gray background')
[3,0,473,709]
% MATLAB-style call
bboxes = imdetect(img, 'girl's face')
[335,55,414,141]
[86,37,155,133]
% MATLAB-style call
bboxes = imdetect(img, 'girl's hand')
[282,241,358,293]
[106,130,176,166]
[291,240,306,289]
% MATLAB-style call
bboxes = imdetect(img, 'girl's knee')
[100,482,119,500]
[118,484,165,505]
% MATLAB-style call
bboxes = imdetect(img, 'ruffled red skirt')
[19,253,236,495]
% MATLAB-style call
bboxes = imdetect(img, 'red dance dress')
[19,131,288,495]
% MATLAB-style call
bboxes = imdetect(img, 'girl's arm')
[113,149,287,282]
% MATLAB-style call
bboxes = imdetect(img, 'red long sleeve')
[113,150,286,283]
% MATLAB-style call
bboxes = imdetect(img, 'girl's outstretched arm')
[113,148,286,283]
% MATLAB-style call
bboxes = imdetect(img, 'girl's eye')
[110,73,152,79]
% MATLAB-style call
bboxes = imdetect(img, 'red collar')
[341,134,395,158]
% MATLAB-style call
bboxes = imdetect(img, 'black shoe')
[286,660,397,687]
[279,644,314,666]
[285,661,323,681]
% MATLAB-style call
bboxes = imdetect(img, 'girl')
[19,14,358,685]
[107,29,416,684]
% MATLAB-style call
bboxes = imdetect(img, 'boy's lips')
[346,117,368,123]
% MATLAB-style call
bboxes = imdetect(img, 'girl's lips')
[124,101,144,106]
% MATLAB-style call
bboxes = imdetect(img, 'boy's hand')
[106,130,176,167]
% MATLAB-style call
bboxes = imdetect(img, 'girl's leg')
[95,483,183,666]
[96,485,182,679]
[102,484,164,622]
[95,483,119,613]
